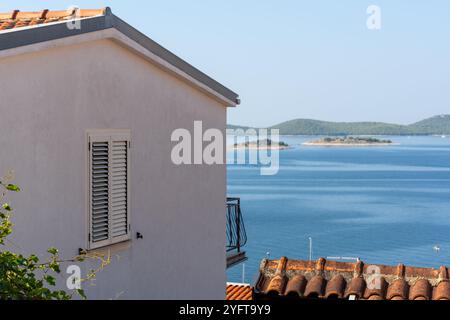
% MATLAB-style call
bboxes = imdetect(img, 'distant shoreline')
[302,142,398,147]
[228,145,291,151]
[227,114,450,136]
[303,136,396,147]
[229,139,291,150]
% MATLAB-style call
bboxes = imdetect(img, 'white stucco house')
[0,8,243,299]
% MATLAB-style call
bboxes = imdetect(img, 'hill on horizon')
[227,115,450,135]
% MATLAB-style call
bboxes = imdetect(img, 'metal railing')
[226,197,247,252]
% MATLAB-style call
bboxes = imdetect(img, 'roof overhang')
[0,8,240,107]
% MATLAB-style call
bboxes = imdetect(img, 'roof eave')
[0,9,240,106]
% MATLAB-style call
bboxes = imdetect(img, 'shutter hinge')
[88,142,91,151]
[88,233,91,242]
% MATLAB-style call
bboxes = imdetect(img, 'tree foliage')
[228,114,450,135]
[0,172,109,300]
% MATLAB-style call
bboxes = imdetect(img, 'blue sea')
[226,135,450,283]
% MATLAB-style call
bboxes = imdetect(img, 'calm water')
[226,135,450,283]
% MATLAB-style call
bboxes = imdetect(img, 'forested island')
[303,136,393,146]
[228,114,450,136]
[231,139,290,150]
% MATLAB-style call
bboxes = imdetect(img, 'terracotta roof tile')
[433,281,450,300]
[265,256,288,295]
[284,274,307,297]
[0,8,106,31]
[363,277,388,300]
[345,277,366,298]
[266,274,287,296]
[255,257,450,300]
[386,279,409,300]
[304,275,326,298]
[226,283,253,301]
[325,274,346,299]
[409,279,432,300]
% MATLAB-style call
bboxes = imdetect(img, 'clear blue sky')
[3,1,450,127]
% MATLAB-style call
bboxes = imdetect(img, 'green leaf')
[47,247,58,255]
[6,184,20,192]
[44,275,56,286]
[77,289,87,299]
[2,203,12,211]
[50,263,61,273]
[28,254,39,263]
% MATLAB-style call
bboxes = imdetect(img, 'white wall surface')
[0,37,227,299]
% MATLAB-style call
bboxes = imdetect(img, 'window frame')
[86,129,131,250]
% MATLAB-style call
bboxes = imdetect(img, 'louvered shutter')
[110,133,130,243]
[91,140,110,243]
[88,131,131,249]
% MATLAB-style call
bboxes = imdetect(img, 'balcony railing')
[226,197,247,268]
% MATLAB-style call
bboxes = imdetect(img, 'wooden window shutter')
[109,132,131,243]
[88,131,131,249]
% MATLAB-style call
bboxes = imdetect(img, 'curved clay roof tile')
[386,279,409,300]
[353,260,364,277]
[439,266,449,279]
[433,280,450,300]
[364,276,388,300]
[315,257,326,272]
[409,279,432,300]
[325,274,346,299]
[284,275,307,297]
[396,263,406,277]
[265,274,287,296]
[276,257,288,274]
[304,275,326,298]
[264,257,289,296]
[345,277,366,299]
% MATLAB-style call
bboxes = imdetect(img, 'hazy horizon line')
[228,114,450,128]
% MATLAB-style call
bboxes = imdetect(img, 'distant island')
[231,139,290,150]
[303,136,393,147]
[228,114,450,136]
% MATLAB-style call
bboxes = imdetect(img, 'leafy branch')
[0,172,109,300]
